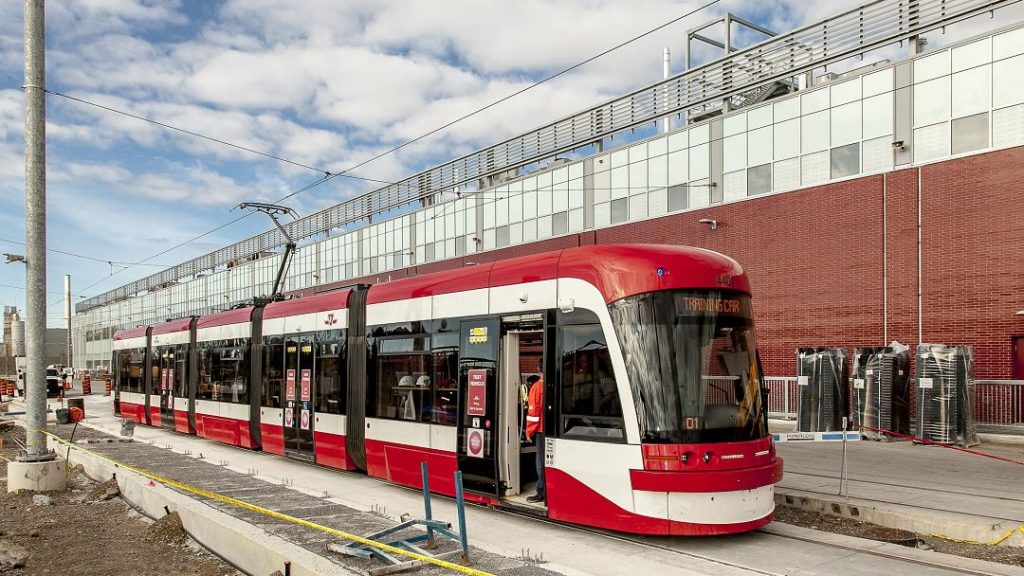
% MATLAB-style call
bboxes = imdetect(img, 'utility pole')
[64,274,71,367]
[21,0,51,463]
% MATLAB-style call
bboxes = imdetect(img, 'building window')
[952,112,989,155]
[830,143,860,179]
[668,184,688,212]
[747,164,772,196]
[610,198,628,225]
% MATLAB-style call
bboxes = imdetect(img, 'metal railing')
[77,0,1020,313]
[764,377,1024,433]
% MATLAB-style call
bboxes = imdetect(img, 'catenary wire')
[0,237,171,267]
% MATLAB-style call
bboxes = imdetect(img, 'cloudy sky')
[0,0,1015,327]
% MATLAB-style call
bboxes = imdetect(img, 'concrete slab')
[6,458,66,492]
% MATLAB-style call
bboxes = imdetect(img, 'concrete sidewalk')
[773,423,1024,547]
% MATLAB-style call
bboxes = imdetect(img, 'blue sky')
[0,0,1013,327]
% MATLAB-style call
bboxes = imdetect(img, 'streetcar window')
[197,338,250,404]
[315,329,346,415]
[173,344,188,398]
[117,348,145,393]
[374,336,430,422]
[431,326,460,426]
[262,335,284,408]
[610,290,767,443]
[558,324,624,441]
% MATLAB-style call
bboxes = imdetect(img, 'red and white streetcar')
[112,244,782,535]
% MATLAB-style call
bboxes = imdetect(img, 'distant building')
[1,306,68,373]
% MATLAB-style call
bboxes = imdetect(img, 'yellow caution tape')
[41,430,493,576]
[928,525,1024,547]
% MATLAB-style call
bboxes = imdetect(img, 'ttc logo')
[325,313,338,326]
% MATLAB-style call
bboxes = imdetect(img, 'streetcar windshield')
[609,290,767,443]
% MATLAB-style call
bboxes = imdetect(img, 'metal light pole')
[22,0,50,462]
[64,274,71,367]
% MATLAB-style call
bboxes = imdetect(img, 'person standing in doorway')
[525,374,545,503]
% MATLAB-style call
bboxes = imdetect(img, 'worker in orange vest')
[525,374,545,503]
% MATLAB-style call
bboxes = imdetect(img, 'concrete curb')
[775,488,1024,548]
[47,436,358,576]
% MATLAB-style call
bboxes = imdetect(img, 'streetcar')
[111,244,782,535]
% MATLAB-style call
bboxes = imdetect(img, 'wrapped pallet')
[915,344,978,447]
[852,345,911,440]
[796,348,848,432]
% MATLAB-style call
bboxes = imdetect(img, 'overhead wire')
[70,0,722,300]
[0,237,172,267]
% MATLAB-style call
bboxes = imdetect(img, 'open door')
[498,317,545,507]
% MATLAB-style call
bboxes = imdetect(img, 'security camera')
[891,140,906,150]
[698,218,717,230]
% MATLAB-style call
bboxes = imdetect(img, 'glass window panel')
[611,149,629,168]
[863,93,894,139]
[723,134,747,172]
[689,143,709,180]
[831,101,861,146]
[552,211,568,236]
[773,157,800,191]
[568,181,584,209]
[830,143,860,179]
[914,50,950,82]
[774,118,800,160]
[863,68,894,97]
[483,228,495,250]
[593,165,610,204]
[648,136,668,157]
[994,27,1024,59]
[668,150,687,185]
[610,198,628,224]
[537,171,552,190]
[801,88,829,114]
[537,215,552,238]
[992,55,1024,109]
[553,166,568,184]
[537,184,553,215]
[496,225,510,248]
[862,135,894,173]
[594,202,611,228]
[801,151,829,185]
[952,65,991,118]
[748,126,772,167]
[747,164,771,196]
[523,218,538,242]
[748,105,772,129]
[509,222,523,245]
[649,187,667,217]
[913,122,950,163]
[568,208,584,232]
[952,112,989,155]
[668,130,688,151]
[628,143,647,164]
[993,103,1024,148]
[482,193,495,230]
[724,112,747,136]
[774,97,800,121]
[424,243,435,263]
[952,37,991,72]
[508,185,522,222]
[830,78,861,105]
[648,154,668,189]
[553,181,569,212]
[569,162,584,180]
[611,166,629,199]
[629,159,648,194]
[801,110,830,153]
[723,170,746,202]
[689,179,710,208]
[690,123,710,145]
[629,194,647,221]
[495,195,509,227]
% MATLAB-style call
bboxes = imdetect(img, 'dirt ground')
[1,411,1021,573]
[0,423,241,576]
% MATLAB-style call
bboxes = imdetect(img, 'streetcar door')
[457,318,499,496]
[158,347,175,429]
[498,319,544,505]
[283,333,316,461]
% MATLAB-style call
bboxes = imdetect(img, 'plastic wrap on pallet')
[796,348,849,432]
[852,345,911,440]
[915,344,978,447]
